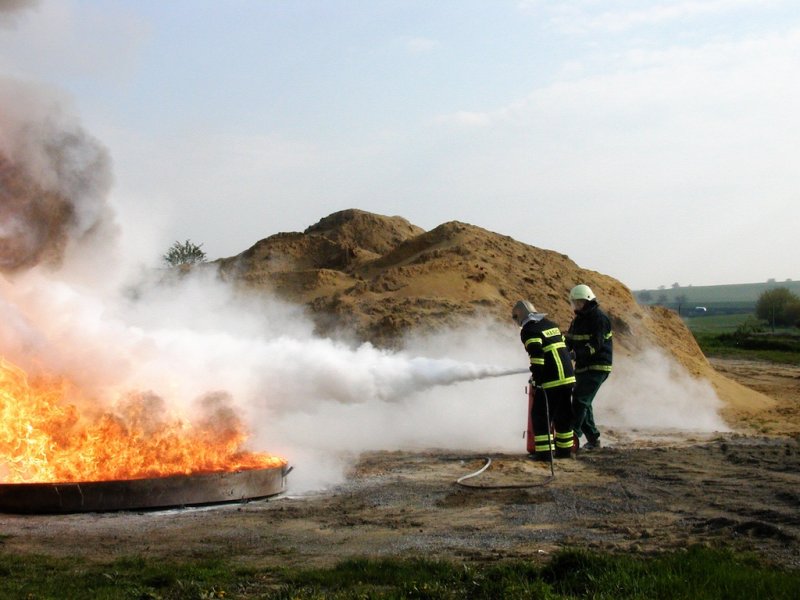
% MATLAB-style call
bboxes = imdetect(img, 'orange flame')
[0,357,285,483]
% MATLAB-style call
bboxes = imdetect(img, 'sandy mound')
[216,208,772,417]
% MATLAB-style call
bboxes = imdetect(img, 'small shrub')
[163,240,207,267]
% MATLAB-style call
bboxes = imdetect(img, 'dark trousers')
[532,384,574,458]
[572,370,609,442]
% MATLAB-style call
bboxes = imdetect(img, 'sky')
[2,0,799,290]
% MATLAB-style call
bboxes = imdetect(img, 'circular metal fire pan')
[0,465,291,514]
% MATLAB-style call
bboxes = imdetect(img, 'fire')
[0,357,285,484]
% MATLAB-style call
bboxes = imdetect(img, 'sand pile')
[216,208,771,418]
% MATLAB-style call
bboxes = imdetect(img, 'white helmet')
[511,299,536,326]
[569,284,596,302]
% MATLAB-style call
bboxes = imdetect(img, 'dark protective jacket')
[519,315,576,389]
[566,301,613,373]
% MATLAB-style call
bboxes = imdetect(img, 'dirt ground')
[1,358,798,570]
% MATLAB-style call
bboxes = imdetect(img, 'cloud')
[435,110,493,128]
[440,24,800,126]
[520,0,787,34]
[432,29,800,181]
[584,0,781,33]
[421,24,800,285]
[405,36,439,54]
[430,28,800,209]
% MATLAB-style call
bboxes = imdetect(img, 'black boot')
[582,437,601,451]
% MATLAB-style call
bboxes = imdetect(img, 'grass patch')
[542,546,800,600]
[685,314,800,364]
[683,313,755,335]
[1,546,799,599]
[691,333,800,365]
[0,553,240,600]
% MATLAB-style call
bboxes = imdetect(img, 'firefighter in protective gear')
[565,284,612,451]
[512,300,576,460]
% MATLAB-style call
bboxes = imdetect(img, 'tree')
[755,287,800,330]
[163,239,207,267]
[785,302,800,328]
[675,294,688,315]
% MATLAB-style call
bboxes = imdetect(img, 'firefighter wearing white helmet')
[570,284,595,303]
[565,284,612,451]
[512,300,576,461]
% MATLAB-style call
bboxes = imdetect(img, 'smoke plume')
[0,265,530,489]
[0,0,39,28]
[0,78,116,274]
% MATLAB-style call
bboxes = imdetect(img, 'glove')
[528,376,535,386]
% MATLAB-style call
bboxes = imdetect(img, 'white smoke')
[596,347,730,437]
[253,319,532,491]
[1,254,733,493]
[0,265,531,491]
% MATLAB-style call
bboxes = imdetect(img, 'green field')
[683,313,800,364]
[1,546,799,599]
[683,313,754,334]
[635,280,800,315]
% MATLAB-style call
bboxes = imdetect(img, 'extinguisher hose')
[455,457,493,485]
[454,457,555,489]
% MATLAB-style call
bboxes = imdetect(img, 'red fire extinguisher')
[525,382,535,454]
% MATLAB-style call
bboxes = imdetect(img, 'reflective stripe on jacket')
[520,317,576,389]
[566,301,613,374]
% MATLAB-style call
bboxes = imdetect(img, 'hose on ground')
[454,457,555,489]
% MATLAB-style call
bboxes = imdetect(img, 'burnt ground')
[1,359,799,569]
